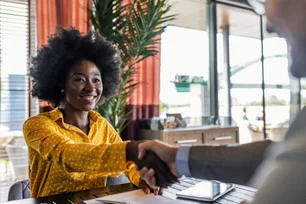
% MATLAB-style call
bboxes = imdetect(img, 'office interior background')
[0,0,302,202]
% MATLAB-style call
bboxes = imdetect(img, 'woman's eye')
[93,78,101,83]
[74,78,85,82]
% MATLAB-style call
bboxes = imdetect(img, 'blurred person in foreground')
[24,27,176,198]
[138,1,306,203]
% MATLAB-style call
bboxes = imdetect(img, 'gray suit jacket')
[187,107,306,203]
[249,107,306,203]
[188,140,272,185]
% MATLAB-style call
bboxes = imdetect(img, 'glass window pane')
[160,0,209,126]
[0,0,29,132]
[216,4,264,143]
[263,35,290,142]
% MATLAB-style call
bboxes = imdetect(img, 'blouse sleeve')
[124,163,141,187]
[103,121,141,187]
[23,116,128,176]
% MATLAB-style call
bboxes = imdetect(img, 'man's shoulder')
[284,107,306,140]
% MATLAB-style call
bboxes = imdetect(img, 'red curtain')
[37,0,90,47]
[121,0,161,140]
[131,54,160,119]
[125,51,161,140]
[36,0,91,112]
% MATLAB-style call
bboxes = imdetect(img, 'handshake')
[126,140,179,189]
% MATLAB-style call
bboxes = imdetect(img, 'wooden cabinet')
[138,126,239,146]
[204,128,238,145]
[166,132,203,146]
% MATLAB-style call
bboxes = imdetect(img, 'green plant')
[89,0,175,134]
[159,101,169,114]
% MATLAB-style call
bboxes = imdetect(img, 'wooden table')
[4,178,257,204]
[3,183,137,204]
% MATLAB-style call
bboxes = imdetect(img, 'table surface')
[4,178,257,204]
[4,183,137,204]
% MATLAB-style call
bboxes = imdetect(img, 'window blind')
[0,0,29,133]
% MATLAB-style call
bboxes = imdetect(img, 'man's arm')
[187,140,272,184]
[138,139,272,186]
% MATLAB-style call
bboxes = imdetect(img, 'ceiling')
[167,0,277,39]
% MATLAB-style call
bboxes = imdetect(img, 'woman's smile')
[79,94,98,102]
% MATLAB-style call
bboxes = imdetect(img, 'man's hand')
[126,141,178,188]
[138,140,179,177]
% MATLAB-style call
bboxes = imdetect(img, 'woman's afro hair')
[29,26,122,107]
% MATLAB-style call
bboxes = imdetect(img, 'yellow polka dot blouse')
[23,108,140,198]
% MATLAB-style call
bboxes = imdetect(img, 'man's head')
[247,0,306,78]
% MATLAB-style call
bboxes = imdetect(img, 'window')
[160,26,209,126]
[0,0,29,133]
[215,3,292,143]
[160,0,209,126]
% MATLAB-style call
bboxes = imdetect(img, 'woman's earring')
[60,89,64,93]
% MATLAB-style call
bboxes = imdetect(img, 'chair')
[5,143,29,180]
[268,127,288,141]
[0,136,14,172]
[7,179,31,201]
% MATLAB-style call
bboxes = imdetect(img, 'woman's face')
[63,60,103,112]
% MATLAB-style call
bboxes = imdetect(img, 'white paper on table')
[84,189,184,204]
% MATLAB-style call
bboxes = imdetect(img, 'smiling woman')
[23,27,166,198]
[61,60,103,133]
[30,27,121,108]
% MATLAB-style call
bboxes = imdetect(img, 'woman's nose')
[85,82,95,91]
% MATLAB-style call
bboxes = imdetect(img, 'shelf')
[173,81,207,92]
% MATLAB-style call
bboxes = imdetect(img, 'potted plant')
[89,0,175,135]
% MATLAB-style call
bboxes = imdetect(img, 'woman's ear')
[59,84,65,93]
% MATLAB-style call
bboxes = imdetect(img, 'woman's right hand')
[139,178,163,195]
[139,167,157,189]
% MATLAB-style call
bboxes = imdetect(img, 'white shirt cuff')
[176,145,191,177]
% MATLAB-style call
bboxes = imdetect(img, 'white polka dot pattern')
[23,108,140,198]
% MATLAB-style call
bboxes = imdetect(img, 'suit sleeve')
[188,140,272,185]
